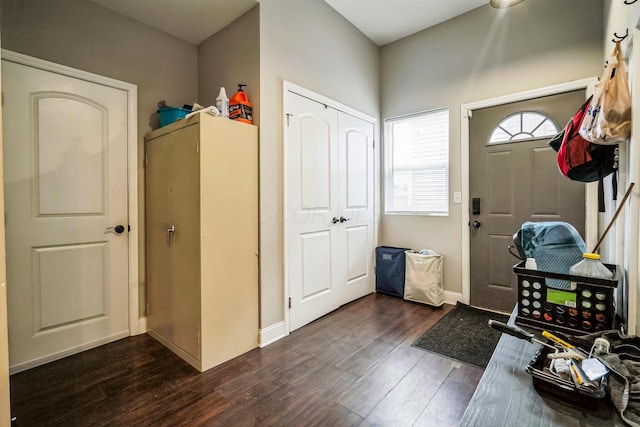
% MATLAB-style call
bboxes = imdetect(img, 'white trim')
[625,30,640,335]
[259,321,287,347]
[282,80,377,336]
[443,290,463,306]
[460,78,597,306]
[0,50,140,336]
[283,81,376,123]
[138,316,147,334]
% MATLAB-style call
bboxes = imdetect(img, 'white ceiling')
[88,0,491,47]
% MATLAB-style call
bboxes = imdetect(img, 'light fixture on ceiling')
[490,0,525,8]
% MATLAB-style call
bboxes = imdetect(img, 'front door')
[286,91,375,332]
[2,59,130,371]
[469,90,586,312]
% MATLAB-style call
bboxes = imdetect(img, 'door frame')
[460,77,597,307]
[282,81,377,335]
[0,50,140,336]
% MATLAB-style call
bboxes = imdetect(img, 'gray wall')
[0,0,199,315]
[258,0,380,327]
[199,5,260,125]
[379,0,604,295]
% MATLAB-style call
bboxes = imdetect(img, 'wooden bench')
[459,313,626,426]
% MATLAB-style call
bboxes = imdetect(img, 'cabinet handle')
[167,225,175,245]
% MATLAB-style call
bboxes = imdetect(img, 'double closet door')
[286,91,375,332]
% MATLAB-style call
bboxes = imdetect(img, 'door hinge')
[145,153,148,166]
[196,138,200,153]
[464,109,473,119]
[146,303,149,316]
[197,330,201,345]
[288,297,292,309]
[286,113,293,126]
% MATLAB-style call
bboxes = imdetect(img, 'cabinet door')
[167,126,201,361]
[146,124,201,361]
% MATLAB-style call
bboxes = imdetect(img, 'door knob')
[471,220,481,229]
[339,216,350,223]
[106,225,126,234]
[332,217,340,224]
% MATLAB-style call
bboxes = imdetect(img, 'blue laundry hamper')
[375,246,410,298]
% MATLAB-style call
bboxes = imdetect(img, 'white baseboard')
[444,290,464,306]
[259,321,287,347]
[137,316,147,334]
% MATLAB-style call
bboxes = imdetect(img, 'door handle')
[471,220,481,229]
[332,217,340,224]
[167,225,175,245]
[106,225,126,234]
[339,216,350,223]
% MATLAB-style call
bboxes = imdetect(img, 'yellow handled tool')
[542,330,575,349]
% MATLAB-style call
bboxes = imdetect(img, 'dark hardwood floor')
[9,293,484,426]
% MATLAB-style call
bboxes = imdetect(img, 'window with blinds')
[384,108,449,215]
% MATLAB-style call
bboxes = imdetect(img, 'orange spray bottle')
[229,84,253,124]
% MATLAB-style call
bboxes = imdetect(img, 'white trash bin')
[404,250,444,307]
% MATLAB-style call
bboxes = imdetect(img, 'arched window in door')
[489,111,558,144]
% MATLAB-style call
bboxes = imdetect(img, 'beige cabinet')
[144,114,258,372]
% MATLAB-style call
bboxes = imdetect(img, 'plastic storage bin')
[404,251,444,307]
[158,107,191,127]
[375,246,409,298]
[513,261,623,335]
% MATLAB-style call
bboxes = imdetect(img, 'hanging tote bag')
[579,66,606,143]
[581,41,632,144]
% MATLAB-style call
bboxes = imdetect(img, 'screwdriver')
[488,320,557,350]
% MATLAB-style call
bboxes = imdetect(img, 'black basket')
[514,261,622,335]
[526,345,614,418]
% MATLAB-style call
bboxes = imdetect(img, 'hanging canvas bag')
[581,42,631,144]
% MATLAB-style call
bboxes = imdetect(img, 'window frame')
[488,110,559,145]
[384,108,450,216]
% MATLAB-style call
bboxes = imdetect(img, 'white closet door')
[286,93,340,331]
[286,91,375,332]
[337,113,375,304]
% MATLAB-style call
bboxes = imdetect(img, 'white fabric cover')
[404,251,444,307]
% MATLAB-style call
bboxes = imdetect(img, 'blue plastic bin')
[375,246,410,298]
[158,107,190,127]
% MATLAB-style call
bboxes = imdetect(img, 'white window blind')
[384,109,449,215]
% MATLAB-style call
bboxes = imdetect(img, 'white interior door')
[286,90,375,332]
[286,93,340,331]
[337,113,375,303]
[2,59,130,372]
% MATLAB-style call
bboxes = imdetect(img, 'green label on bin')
[547,289,577,308]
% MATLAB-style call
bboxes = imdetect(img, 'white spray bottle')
[216,87,229,119]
